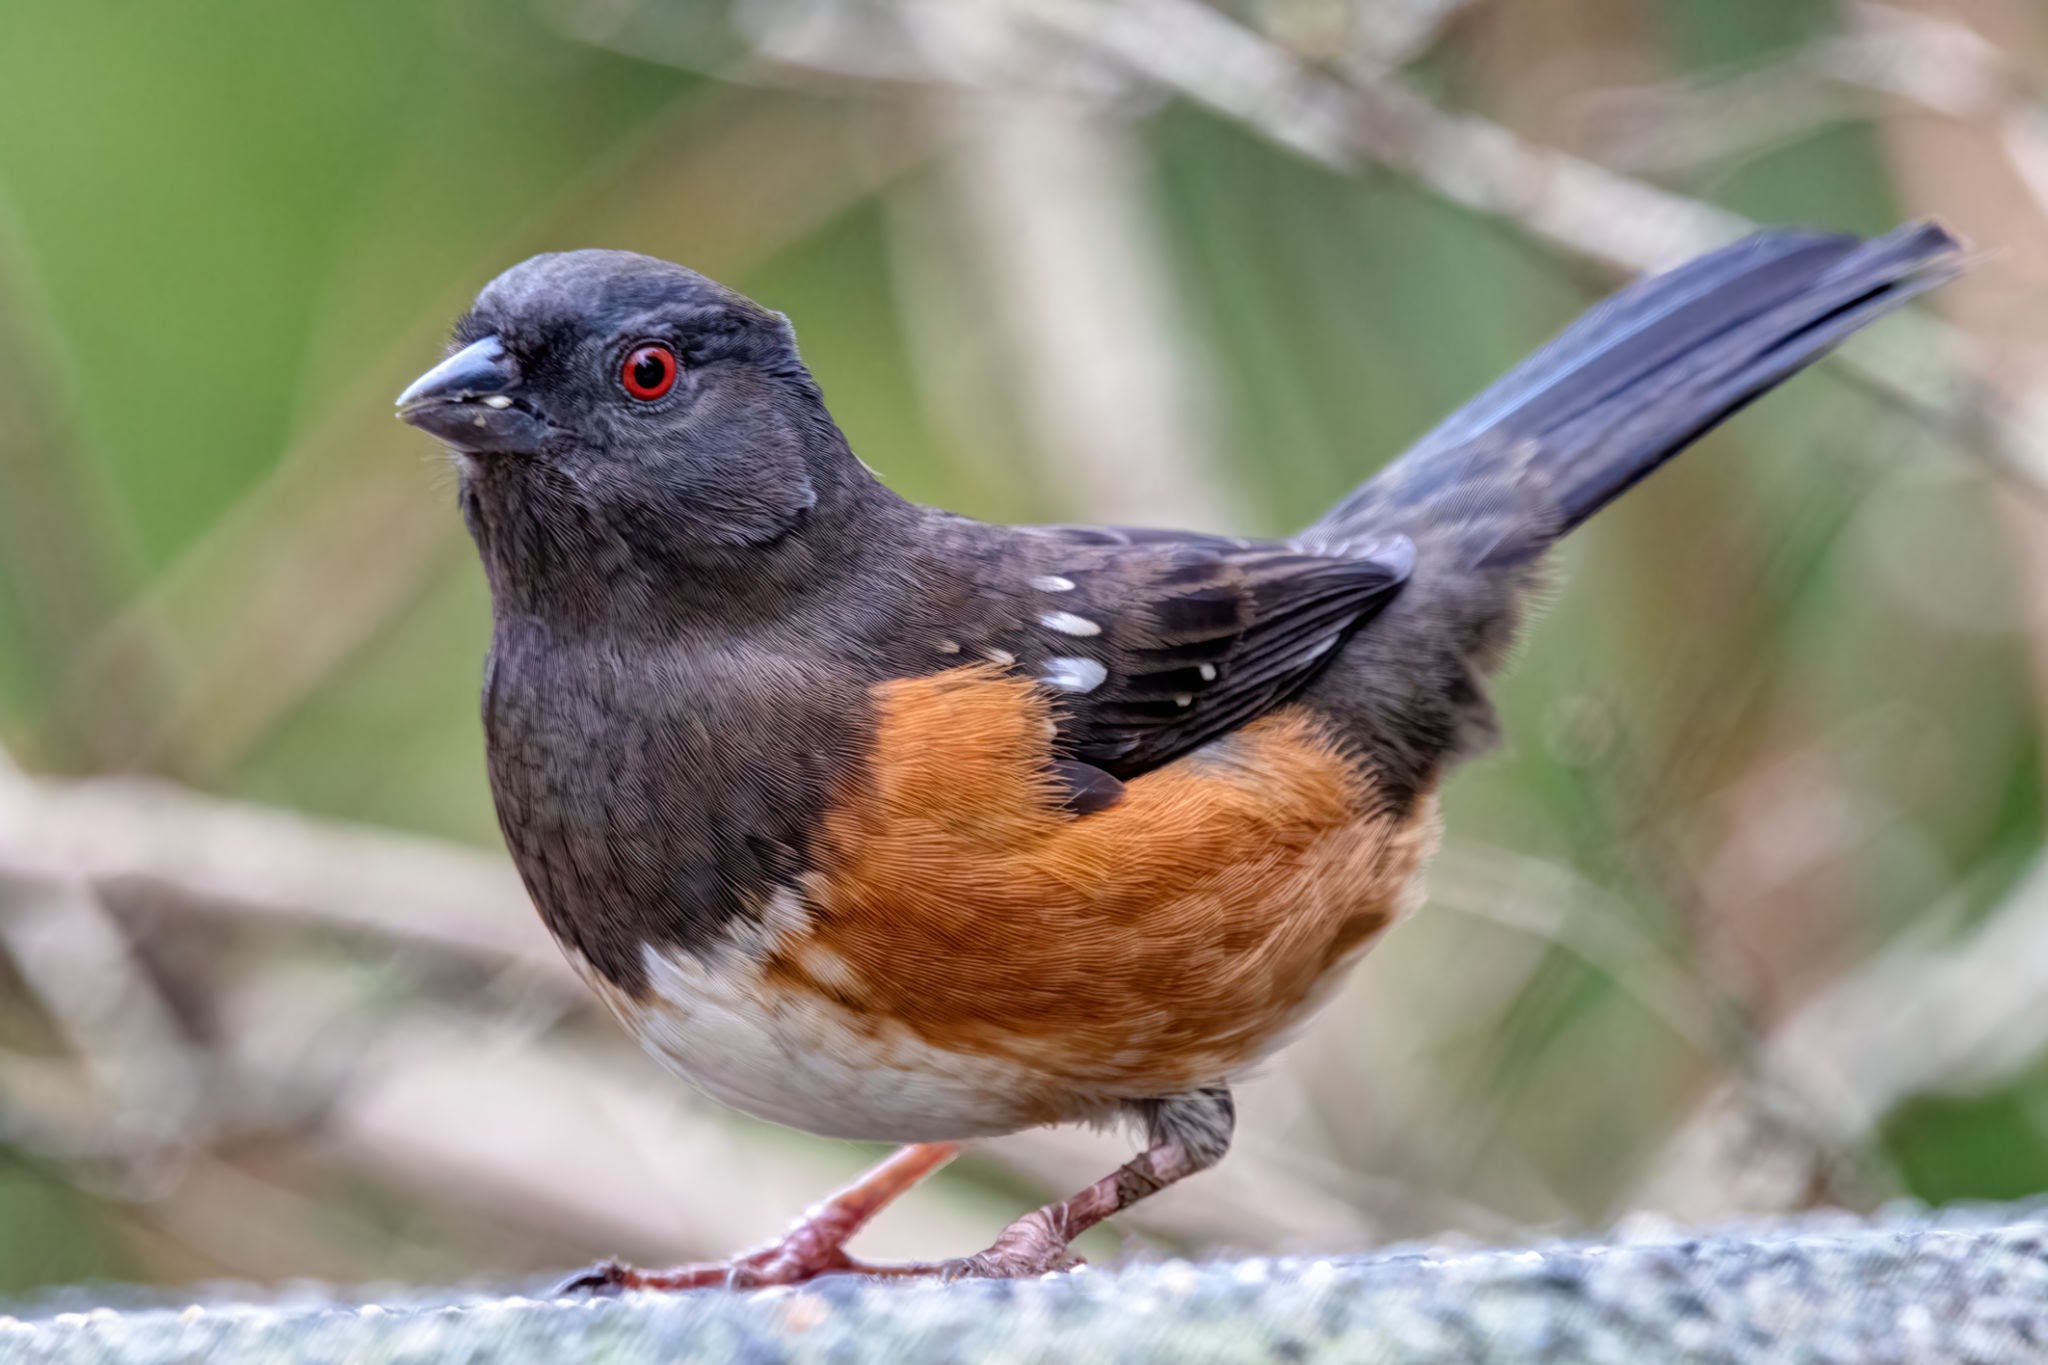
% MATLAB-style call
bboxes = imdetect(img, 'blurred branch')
[724,0,1737,268]
[1015,0,1979,425]
[740,0,2029,495]
[1349,0,1487,68]
[563,7,1243,529]
[1583,3,2048,179]
[928,92,1237,527]
[0,743,214,1183]
[0,873,210,1172]
[1619,0,2048,1223]
[113,1151,455,1286]
[0,773,554,974]
[1008,0,1751,272]
[1428,842,1727,1058]
[1872,0,2048,781]
[1640,846,2048,1217]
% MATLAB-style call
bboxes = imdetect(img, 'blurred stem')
[1869,0,2048,787]
[935,88,1236,527]
[1440,1,1799,1208]
[1627,0,2048,1219]
[0,195,170,770]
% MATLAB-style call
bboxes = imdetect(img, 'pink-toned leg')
[947,1136,1205,1278]
[560,1141,962,1293]
[880,1086,1238,1281]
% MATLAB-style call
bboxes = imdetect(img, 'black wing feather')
[996,528,1414,780]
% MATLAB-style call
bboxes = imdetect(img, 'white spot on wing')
[984,648,1016,666]
[1043,657,1107,693]
[1198,664,1217,681]
[1030,575,1076,593]
[482,395,514,409]
[937,639,961,654]
[1040,611,1102,638]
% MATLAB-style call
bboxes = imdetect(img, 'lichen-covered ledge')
[6,1205,2046,1364]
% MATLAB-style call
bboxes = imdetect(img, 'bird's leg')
[874,1087,1236,1281]
[558,1140,961,1293]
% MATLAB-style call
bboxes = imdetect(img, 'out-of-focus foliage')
[1,0,2044,1294]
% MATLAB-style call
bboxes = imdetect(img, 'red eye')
[620,343,678,401]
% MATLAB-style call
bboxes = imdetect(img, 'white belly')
[565,941,1073,1143]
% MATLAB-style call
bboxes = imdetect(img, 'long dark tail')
[1296,222,1961,802]
[1306,221,1961,560]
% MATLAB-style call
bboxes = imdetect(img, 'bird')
[396,221,1960,1289]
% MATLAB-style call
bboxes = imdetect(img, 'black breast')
[482,617,874,996]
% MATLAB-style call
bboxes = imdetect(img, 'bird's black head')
[399,250,893,624]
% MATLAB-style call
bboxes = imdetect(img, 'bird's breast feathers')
[565,665,1437,1142]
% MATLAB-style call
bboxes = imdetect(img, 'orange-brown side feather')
[767,665,1437,1104]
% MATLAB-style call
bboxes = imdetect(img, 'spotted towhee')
[396,222,1959,1288]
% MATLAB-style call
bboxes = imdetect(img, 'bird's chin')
[398,397,552,456]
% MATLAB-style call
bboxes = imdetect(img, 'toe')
[725,1240,857,1289]
[940,1246,1083,1280]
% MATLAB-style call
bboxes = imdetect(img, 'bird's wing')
[991,526,1412,793]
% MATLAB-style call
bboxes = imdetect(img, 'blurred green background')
[4,0,2046,1294]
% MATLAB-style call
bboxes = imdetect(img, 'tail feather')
[1293,222,1961,804]
[1306,221,1962,558]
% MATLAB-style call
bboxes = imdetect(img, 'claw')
[553,1259,630,1297]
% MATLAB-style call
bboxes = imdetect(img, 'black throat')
[459,415,930,995]
[455,402,919,638]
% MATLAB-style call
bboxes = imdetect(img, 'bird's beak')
[396,336,549,453]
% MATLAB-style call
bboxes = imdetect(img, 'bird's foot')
[554,1142,967,1295]
[555,1223,870,1294]
[555,1209,1085,1294]
[936,1209,1085,1281]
